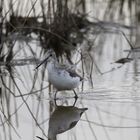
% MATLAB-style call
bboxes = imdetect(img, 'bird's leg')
[54,91,58,106]
[54,91,57,106]
[54,90,58,100]
[73,89,78,99]
[73,97,78,106]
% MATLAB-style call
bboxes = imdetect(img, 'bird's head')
[35,49,57,69]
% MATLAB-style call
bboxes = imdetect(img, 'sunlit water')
[1,29,140,140]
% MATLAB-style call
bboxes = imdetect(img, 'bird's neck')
[47,60,58,72]
[48,129,57,140]
[48,137,56,140]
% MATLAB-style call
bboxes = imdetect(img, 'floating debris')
[114,58,133,64]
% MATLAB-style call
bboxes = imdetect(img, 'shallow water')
[1,28,140,140]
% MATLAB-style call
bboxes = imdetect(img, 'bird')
[48,105,88,140]
[35,49,83,99]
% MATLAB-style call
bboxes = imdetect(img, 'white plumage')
[36,49,83,98]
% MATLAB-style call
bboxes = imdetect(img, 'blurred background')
[0,0,140,140]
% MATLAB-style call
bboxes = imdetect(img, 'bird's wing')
[55,63,83,81]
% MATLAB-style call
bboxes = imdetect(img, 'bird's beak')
[35,55,50,69]
[79,108,88,116]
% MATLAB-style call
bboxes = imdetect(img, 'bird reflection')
[48,105,88,140]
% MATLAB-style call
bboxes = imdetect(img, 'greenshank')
[36,50,83,98]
